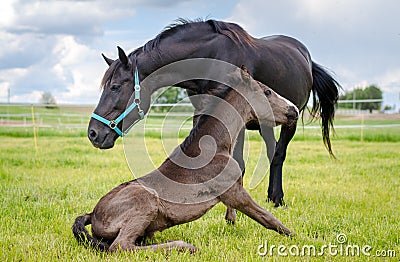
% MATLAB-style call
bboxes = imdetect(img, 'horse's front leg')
[258,125,276,201]
[268,122,297,207]
[225,127,246,224]
[259,125,276,164]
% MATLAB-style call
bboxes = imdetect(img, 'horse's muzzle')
[87,123,117,149]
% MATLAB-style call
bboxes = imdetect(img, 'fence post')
[31,105,38,152]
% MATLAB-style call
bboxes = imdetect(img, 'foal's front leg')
[220,180,293,236]
[225,127,246,224]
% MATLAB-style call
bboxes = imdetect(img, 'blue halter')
[91,68,144,137]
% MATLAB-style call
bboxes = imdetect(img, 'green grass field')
[0,110,399,261]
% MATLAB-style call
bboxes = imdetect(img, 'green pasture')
[0,106,399,261]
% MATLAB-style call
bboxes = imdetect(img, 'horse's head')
[88,47,151,149]
[236,65,299,126]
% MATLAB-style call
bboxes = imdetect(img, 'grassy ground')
[0,129,399,261]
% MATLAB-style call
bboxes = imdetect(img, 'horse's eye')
[264,89,272,96]
[110,84,121,92]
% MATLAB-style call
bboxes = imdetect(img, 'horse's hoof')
[267,195,284,207]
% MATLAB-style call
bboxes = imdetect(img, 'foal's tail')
[72,213,109,251]
[311,62,341,157]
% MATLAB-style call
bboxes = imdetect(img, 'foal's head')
[228,65,299,126]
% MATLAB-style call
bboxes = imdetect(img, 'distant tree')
[383,105,393,111]
[151,87,188,113]
[339,84,382,113]
[39,91,57,108]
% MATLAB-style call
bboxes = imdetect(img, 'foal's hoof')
[175,240,199,254]
[186,244,199,254]
[224,208,236,225]
[278,226,295,237]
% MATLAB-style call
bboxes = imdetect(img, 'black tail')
[311,62,341,157]
[72,213,109,251]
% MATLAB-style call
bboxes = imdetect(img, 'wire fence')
[0,102,399,130]
[1,103,399,147]
[0,105,91,128]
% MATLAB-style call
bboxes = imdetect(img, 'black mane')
[138,18,257,55]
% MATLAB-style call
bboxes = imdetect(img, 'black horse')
[88,19,340,212]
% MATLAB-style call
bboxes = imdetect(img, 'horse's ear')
[240,65,251,83]
[117,46,129,66]
[102,53,115,66]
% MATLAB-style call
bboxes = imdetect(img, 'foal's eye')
[264,89,272,96]
[110,84,121,92]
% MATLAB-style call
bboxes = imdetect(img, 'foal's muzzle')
[286,106,299,120]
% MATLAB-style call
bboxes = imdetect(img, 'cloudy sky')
[0,0,399,109]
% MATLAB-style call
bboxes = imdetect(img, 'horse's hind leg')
[225,127,246,224]
[220,181,292,236]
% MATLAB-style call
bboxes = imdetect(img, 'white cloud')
[1,0,137,36]
[0,82,10,100]
[51,36,105,104]
[379,68,400,93]
[0,0,124,104]
[11,90,43,103]
[296,0,365,27]
[0,68,28,102]
[0,0,16,28]
[0,34,104,104]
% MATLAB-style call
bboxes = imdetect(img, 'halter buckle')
[109,120,117,129]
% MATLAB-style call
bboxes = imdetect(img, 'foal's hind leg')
[220,180,292,236]
[131,240,198,254]
[225,128,246,224]
[109,217,198,253]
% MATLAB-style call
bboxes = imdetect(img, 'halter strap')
[91,67,144,137]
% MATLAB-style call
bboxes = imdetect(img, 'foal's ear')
[117,46,129,66]
[240,65,251,83]
[102,53,115,66]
